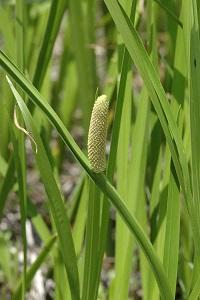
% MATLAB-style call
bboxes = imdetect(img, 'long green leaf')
[82,179,101,300]
[163,172,180,296]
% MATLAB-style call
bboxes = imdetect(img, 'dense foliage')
[0,1,199,299]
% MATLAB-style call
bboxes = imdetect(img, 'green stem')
[82,178,100,300]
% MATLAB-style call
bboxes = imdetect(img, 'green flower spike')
[88,95,109,173]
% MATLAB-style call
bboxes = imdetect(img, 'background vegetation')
[0,0,199,299]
